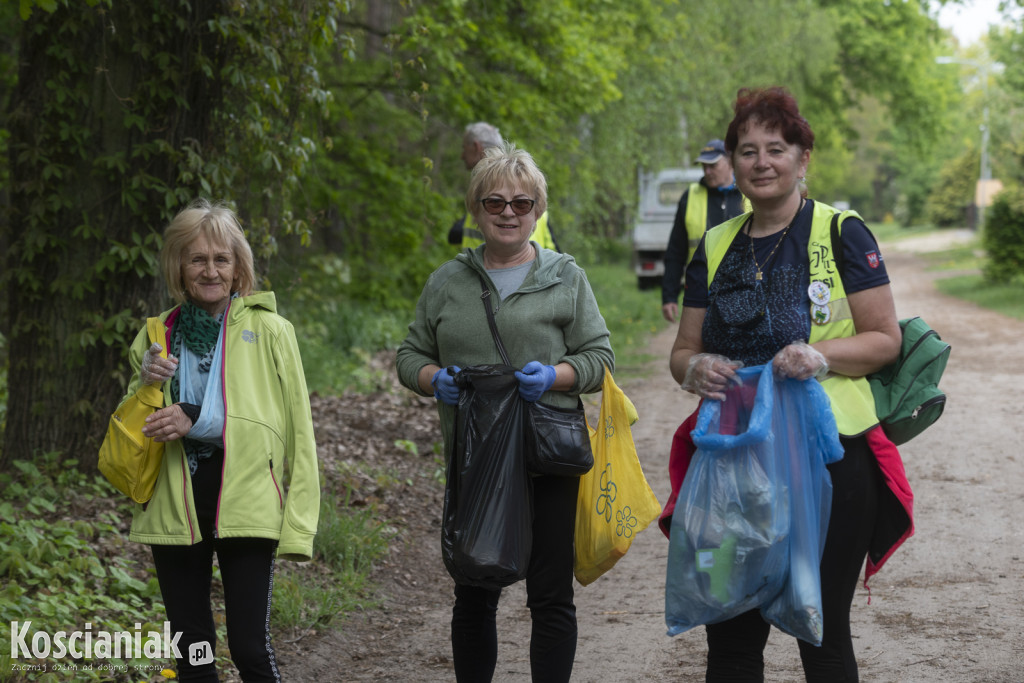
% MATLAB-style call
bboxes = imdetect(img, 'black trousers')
[704,435,882,683]
[451,474,580,683]
[150,451,281,682]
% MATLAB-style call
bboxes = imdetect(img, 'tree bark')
[3,2,228,470]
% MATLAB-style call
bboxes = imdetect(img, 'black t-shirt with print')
[682,199,889,366]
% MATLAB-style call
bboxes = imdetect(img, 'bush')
[925,149,979,228]
[982,186,1024,285]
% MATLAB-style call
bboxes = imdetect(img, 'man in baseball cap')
[694,138,727,164]
[661,138,747,322]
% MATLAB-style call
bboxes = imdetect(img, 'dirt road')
[288,234,1024,682]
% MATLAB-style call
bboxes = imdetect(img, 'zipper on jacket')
[269,456,284,509]
[165,307,196,544]
[213,300,231,539]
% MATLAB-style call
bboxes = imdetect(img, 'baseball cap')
[695,139,726,164]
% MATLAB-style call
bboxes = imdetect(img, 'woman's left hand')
[515,361,557,402]
[142,405,193,442]
[772,342,828,381]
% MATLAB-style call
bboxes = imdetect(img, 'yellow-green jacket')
[123,292,320,561]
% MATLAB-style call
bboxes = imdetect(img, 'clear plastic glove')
[681,353,743,401]
[772,341,829,381]
[432,366,461,406]
[515,361,557,402]
[140,343,178,386]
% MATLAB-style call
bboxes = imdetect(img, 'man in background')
[661,139,746,322]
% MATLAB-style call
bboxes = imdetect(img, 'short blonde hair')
[160,199,256,304]
[466,140,548,223]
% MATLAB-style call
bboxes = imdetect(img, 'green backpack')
[867,316,951,445]
[831,214,951,445]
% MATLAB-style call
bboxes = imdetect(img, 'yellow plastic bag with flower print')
[574,368,662,586]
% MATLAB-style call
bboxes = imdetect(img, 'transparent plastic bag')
[761,371,843,645]
[666,364,789,635]
[665,363,844,644]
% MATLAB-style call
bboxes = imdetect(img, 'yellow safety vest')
[461,210,557,251]
[683,183,752,265]
[683,183,708,265]
[703,201,879,436]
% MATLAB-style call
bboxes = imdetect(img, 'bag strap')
[477,273,512,366]
[146,317,168,359]
[829,212,845,281]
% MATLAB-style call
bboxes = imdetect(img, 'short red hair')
[725,87,814,154]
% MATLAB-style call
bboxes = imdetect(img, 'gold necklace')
[748,199,803,281]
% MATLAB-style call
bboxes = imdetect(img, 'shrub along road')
[277,236,1024,682]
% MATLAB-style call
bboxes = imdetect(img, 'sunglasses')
[480,197,536,216]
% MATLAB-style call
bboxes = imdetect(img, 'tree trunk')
[3,2,228,471]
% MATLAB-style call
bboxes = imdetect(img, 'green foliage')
[2,0,346,463]
[0,0,983,466]
[272,254,413,394]
[0,332,6,443]
[982,185,1024,284]
[925,149,980,227]
[0,455,171,682]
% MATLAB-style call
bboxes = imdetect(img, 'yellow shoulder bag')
[574,368,662,586]
[98,318,167,504]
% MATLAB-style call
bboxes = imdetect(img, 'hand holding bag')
[98,318,168,504]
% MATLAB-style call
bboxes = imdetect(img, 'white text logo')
[9,621,182,660]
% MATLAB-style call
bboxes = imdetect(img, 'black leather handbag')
[477,273,594,477]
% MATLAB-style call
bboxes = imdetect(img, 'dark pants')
[705,435,882,683]
[451,474,580,683]
[150,451,281,682]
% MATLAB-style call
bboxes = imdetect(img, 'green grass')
[869,220,938,242]
[271,492,389,636]
[581,262,668,375]
[934,275,1024,320]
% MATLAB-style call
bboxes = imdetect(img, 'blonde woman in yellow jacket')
[117,199,319,681]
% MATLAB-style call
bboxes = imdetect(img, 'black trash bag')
[442,364,533,589]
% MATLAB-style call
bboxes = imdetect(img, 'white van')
[631,167,703,289]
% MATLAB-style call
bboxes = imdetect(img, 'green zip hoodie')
[124,292,319,561]
[396,244,615,455]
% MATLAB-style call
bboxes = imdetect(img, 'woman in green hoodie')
[116,199,319,682]
[397,141,614,683]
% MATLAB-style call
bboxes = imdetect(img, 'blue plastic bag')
[665,363,844,644]
[760,368,843,645]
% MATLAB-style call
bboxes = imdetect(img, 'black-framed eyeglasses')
[480,197,536,216]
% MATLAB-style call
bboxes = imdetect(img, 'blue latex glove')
[515,361,557,402]
[432,366,461,405]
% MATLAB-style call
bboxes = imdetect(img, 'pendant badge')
[808,280,831,306]
[811,303,832,325]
